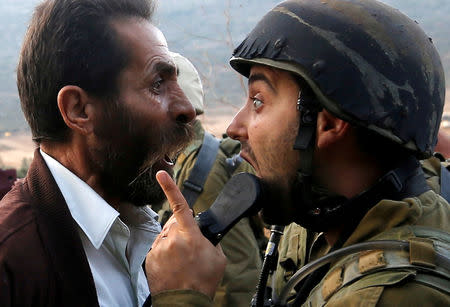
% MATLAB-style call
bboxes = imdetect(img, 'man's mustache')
[128,121,194,187]
[240,141,257,162]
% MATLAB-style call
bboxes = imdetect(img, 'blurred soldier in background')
[156,52,263,307]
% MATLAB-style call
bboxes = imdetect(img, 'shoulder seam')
[0,215,36,246]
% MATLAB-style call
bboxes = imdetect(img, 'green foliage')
[17,157,31,178]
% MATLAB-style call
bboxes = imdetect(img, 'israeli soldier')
[145,0,450,306]
[156,52,263,307]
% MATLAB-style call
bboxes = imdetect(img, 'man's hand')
[145,171,227,298]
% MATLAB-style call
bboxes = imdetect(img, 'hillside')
[0,0,449,136]
[156,0,450,118]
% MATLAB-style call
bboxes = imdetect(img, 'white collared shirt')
[41,150,161,307]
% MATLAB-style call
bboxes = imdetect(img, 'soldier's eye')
[253,98,263,109]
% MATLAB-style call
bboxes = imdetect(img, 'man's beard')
[239,142,299,225]
[91,101,193,207]
[259,174,301,226]
[240,129,301,226]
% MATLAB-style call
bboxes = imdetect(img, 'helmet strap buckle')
[293,90,320,153]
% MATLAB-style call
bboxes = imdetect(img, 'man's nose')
[226,106,248,141]
[170,86,196,124]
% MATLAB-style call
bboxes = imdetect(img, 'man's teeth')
[164,156,174,166]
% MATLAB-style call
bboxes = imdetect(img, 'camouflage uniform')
[270,223,309,301]
[421,154,450,195]
[157,120,262,307]
[153,188,450,307]
[271,155,450,302]
[301,189,449,306]
[152,155,450,306]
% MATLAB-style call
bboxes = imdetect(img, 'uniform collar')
[343,193,428,247]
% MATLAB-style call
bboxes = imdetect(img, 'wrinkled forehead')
[146,23,169,47]
[249,64,298,89]
[111,17,168,48]
[111,17,174,68]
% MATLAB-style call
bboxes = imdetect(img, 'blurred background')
[0,0,449,172]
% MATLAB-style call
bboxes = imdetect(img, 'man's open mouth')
[163,155,175,166]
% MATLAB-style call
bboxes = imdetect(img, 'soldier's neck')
[324,227,344,247]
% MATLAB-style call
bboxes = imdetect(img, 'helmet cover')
[171,52,204,115]
[230,0,445,157]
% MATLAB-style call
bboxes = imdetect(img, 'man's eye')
[151,80,162,92]
[253,98,263,109]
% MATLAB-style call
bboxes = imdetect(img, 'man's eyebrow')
[248,73,277,94]
[151,61,177,76]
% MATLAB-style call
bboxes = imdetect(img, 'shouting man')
[0,0,225,306]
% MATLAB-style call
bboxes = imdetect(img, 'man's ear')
[57,86,94,135]
[316,109,351,149]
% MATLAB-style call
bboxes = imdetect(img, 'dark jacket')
[0,149,99,306]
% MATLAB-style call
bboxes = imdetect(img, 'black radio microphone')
[195,172,264,245]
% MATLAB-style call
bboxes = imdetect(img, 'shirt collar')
[120,201,160,231]
[40,149,119,249]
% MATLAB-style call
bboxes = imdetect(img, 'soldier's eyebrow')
[248,73,277,94]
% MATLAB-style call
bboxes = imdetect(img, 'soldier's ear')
[316,109,351,149]
[57,86,95,135]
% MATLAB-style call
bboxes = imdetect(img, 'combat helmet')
[230,0,445,159]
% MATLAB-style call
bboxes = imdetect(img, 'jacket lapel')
[25,149,99,306]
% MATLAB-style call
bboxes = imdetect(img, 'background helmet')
[171,52,205,115]
[230,0,445,158]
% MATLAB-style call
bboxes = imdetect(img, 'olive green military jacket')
[154,190,449,307]
[300,189,450,306]
[153,159,450,306]
[421,154,449,195]
[271,155,450,304]
[156,120,262,307]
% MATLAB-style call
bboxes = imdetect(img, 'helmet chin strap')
[293,88,323,221]
[293,90,320,175]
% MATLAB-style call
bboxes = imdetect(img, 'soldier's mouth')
[239,151,254,168]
